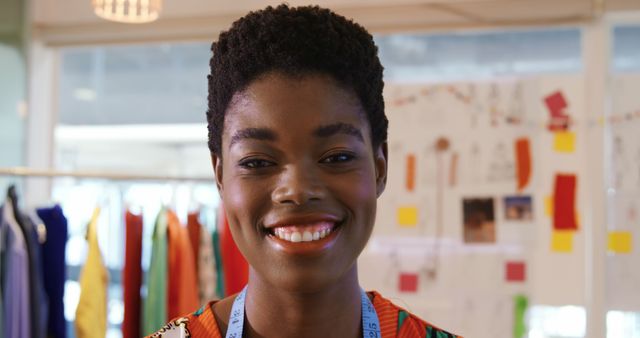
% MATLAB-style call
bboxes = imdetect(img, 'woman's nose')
[271,164,326,205]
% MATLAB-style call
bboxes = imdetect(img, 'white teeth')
[290,232,302,242]
[272,227,334,242]
[302,231,313,242]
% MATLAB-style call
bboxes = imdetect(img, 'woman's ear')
[374,142,388,197]
[211,153,224,194]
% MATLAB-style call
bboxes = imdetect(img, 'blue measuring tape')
[225,286,381,338]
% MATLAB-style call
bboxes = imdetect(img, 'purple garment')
[2,200,31,338]
[10,193,49,338]
[36,204,68,338]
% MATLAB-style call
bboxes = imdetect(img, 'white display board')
[358,74,592,337]
[606,74,640,312]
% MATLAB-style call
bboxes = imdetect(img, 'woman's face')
[212,72,387,292]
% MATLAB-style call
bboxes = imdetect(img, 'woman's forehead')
[222,73,369,141]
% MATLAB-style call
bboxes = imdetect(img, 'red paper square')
[506,261,526,282]
[399,273,418,292]
[544,91,568,117]
[553,174,578,230]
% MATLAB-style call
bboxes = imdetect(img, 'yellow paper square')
[397,206,418,227]
[551,231,573,253]
[608,231,632,254]
[553,131,576,153]
[544,196,553,217]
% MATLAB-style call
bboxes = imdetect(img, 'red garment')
[167,210,200,320]
[187,212,202,275]
[219,208,248,296]
[122,211,143,338]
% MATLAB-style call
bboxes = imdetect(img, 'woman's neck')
[243,266,363,338]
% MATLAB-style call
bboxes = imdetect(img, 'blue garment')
[2,199,31,338]
[36,205,68,338]
[9,192,49,338]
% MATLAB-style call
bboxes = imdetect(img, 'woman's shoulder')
[368,290,463,338]
[145,300,224,338]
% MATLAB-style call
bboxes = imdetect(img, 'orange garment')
[187,212,201,275]
[166,210,200,320]
[146,291,462,338]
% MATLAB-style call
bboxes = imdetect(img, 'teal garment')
[211,229,224,298]
[142,209,168,335]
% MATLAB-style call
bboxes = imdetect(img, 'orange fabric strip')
[515,138,531,191]
[406,154,416,192]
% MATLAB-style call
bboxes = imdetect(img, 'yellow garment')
[75,208,109,338]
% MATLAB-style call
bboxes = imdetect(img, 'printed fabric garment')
[145,290,462,338]
[9,189,48,338]
[75,207,109,338]
[142,209,168,336]
[1,199,31,338]
[197,220,217,305]
[122,211,143,338]
[36,204,68,338]
[166,210,199,320]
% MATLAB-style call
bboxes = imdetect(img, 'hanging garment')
[36,204,68,338]
[187,212,201,275]
[1,199,31,338]
[166,210,199,319]
[197,220,217,305]
[219,208,248,296]
[75,207,109,338]
[122,211,143,338]
[8,187,48,338]
[211,227,224,299]
[142,209,168,335]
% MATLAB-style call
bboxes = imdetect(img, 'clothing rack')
[0,167,213,183]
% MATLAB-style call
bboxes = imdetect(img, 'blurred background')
[1,0,639,337]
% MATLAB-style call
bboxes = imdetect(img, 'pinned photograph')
[463,198,496,243]
[504,195,533,221]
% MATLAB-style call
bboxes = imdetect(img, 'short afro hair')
[207,4,387,156]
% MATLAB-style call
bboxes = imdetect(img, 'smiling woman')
[147,4,460,338]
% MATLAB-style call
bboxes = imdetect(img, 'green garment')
[211,229,225,298]
[142,209,168,335]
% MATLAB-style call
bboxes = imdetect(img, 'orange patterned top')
[147,291,462,338]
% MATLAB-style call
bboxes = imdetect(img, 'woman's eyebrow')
[229,128,277,148]
[313,122,364,143]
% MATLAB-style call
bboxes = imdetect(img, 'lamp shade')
[93,0,162,24]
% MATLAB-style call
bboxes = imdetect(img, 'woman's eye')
[239,159,274,169]
[321,153,355,164]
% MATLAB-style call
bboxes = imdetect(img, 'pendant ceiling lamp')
[93,0,162,24]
